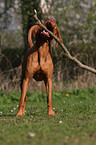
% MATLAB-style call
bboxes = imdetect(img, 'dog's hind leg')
[16,78,29,117]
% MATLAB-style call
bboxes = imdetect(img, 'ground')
[0,86,96,145]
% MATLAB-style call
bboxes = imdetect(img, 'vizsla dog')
[16,18,63,117]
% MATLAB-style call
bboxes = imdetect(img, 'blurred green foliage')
[45,0,96,48]
[0,0,96,91]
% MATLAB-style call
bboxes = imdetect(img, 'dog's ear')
[56,28,63,47]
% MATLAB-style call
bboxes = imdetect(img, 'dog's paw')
[48,110,55,116]
[16,113,25,117]
[16,107,25,117]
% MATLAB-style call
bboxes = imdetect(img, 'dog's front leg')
[16,78,29,117]
[47,78,55,116]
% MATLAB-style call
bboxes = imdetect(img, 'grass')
[0,86,96,145]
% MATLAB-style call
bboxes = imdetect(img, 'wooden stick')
[34,10,96,74]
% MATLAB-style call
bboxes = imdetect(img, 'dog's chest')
[38,43,49,56]
[38,43,49,63]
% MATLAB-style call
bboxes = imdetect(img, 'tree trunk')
[20,0,42,50]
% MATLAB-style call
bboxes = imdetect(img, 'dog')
[16,18,63,117]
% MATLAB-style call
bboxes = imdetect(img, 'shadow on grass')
[0,114,16,118]
[0,106,49,119]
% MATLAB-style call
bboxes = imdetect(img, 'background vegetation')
[0,0,96,91]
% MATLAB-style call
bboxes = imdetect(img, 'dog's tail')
[28,25,39,48]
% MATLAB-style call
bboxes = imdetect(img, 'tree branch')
[34,10,96,74]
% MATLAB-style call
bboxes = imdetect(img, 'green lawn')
[0,86,96,145]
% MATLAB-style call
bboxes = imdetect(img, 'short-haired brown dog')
[16,18,63,117]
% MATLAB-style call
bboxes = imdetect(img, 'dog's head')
[33,18,63,47]
[45,18,63,47]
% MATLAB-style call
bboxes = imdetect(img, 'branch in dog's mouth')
[41,22,53,38]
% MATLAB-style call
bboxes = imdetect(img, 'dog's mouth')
[40,22,54,38]
[40,19,55,39]
[41,30,50,37]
